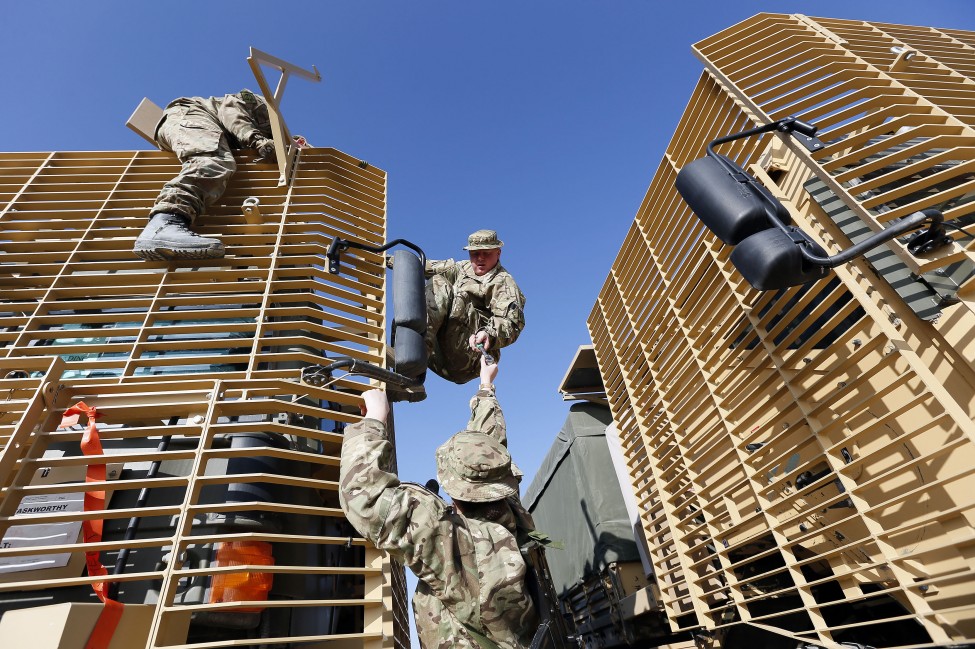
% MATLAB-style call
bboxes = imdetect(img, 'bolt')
[191,415,204,425]
[851,338,862,349]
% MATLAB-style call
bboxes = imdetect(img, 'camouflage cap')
[463,229,504,251]
[436,431,519,503]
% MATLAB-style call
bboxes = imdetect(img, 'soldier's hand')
[254,138,277,162]
[360,389,390,424]
[469,330,490,351]
[480,355,499,385]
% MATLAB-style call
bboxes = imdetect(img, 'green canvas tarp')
[523,403,640,595]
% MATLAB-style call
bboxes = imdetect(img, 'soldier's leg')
[151,105,237,221]
[135,106,234,260]
[424,275,452,379]
[421,288,480,384]
[437,299,483,383]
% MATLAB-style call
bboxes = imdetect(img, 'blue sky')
[8,0,973,484]
[6,0,974,643]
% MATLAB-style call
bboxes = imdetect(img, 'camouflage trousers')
[425,274,502,384]
[150,102,237,224]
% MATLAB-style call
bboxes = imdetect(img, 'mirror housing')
[675,155,791,245]
[730,227,830,291]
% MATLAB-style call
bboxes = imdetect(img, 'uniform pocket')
[159,117,222,159]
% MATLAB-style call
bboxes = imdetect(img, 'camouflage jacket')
[157,90,273,150]
[427,259,526,349]
[339,393,538,648]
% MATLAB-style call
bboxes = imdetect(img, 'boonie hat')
[436,431,519,503]
[463,229,504,251]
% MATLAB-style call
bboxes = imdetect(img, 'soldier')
[340,357,540,648]
[134,89,276,260]
[400,229,526,384]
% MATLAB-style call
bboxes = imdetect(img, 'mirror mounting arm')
[326,237,427,275]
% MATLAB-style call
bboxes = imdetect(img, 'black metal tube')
[705,116,814,172]
[326,237,426,274]
[106,416,178,600]
[312,359,423,389]
[761,207,941,268]
[381,238,426,270]
[790,118,818,137]
[707,121,781,158]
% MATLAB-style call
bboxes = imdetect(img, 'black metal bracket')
[706,115,820,161]
[794,131,827,152]
[906,222,952,256]
[326,237,426,274]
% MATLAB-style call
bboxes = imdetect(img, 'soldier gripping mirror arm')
[390,229,527,385]
[339,357,540,648]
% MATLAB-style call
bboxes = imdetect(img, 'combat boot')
[134,213,225,260]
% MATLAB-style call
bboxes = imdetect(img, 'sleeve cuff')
[344,418,388,441]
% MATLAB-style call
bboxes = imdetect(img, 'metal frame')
[590,14,975,649]
[247,48,322,187]
[0,144,408,648]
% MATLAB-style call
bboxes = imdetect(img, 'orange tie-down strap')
[60,402,125,649]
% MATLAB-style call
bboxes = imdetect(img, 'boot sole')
[134,245,226,261]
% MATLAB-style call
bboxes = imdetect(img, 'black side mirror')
[730,227,829,291]
[675,117,946,291]
[675,154,791,245]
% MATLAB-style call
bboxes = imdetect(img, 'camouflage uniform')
[424,258,526,384]
[339,387,539,648]
[151,90,272,223]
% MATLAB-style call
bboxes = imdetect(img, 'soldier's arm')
[215,92,266,148]
[385,256,458,280]
[467,392,507,447]
[426,257,459,280]
[481,276,526,349]
[467,357,507,446]
[338,415,455,596]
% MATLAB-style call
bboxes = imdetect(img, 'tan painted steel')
[247,47,323,186]
[589,14,975,649]
[0,148,409,647]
